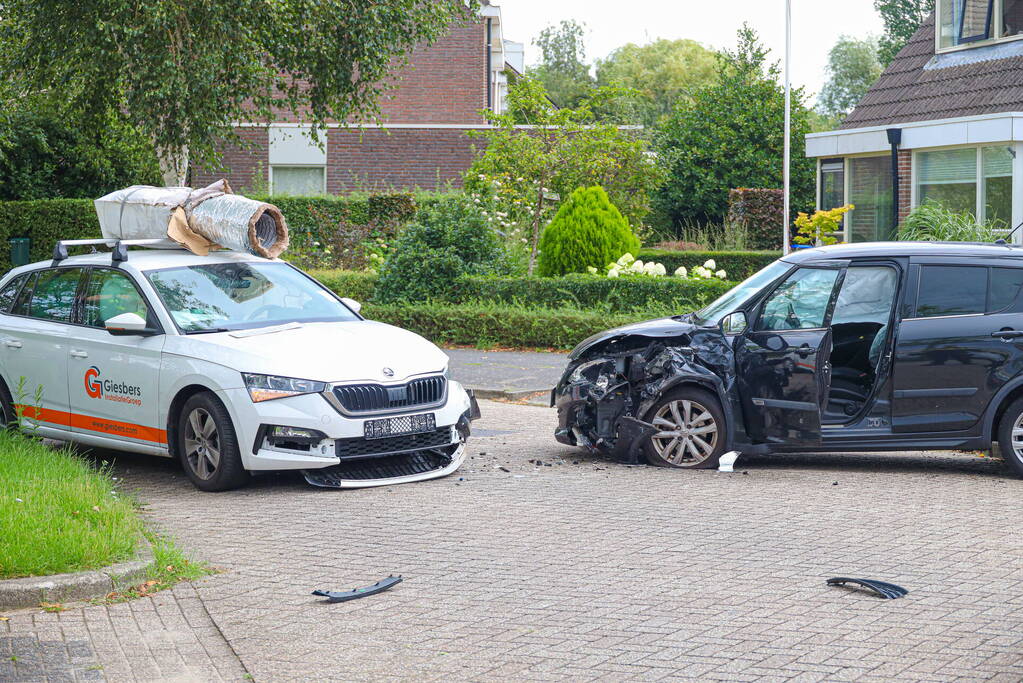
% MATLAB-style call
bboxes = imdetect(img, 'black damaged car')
[553,242,1023,476]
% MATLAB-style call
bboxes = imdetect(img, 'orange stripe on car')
[15,405,167,444]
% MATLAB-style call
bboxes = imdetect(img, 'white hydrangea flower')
[715,269,727,279]
[703,259,716,271]
[674,266,688,278]
[608,267,621,278]
[617,253,635,267]
[654,263,667,276]
[586,266,598,274]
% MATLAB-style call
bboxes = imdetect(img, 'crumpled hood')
[172,320,448,384]
[570,316,700,360]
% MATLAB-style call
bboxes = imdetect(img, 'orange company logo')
[84,366,102,399]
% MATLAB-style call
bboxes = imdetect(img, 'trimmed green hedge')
[637,249,780,280]
[0,199,100,271]
[450,273,730,312]
[308,270,731,314]
[363,302,663,350]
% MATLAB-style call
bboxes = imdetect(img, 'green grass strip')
[0,430,142,579]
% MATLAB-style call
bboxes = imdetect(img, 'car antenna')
[997,219,1023,245]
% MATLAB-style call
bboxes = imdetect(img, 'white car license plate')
[364,413,436,439]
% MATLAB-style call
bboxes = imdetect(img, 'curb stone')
[472,387,552,406]
[0,536,154,610]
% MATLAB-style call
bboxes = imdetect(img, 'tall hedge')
[727,188,785,250]
[537,186,640,277]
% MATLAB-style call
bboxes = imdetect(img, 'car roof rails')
[51,238,185,267]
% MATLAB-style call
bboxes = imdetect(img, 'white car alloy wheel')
[649,398,719,467]
[183,407,221,480]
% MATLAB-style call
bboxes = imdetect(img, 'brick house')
[806,0,1023,242]
[192,2,522,195]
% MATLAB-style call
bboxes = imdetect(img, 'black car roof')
[782,241,1023,263]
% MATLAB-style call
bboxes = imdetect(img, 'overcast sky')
[498,0,886,100]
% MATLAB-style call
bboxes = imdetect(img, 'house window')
[847,157,894,242]
[270,166,326,196]
[915,146,1014,227]
[820,160,845,211]
[938,0,1023,50]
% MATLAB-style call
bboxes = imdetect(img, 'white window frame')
[910,143,1018,233]
[935,0,1023,53]
[269,164,327,196]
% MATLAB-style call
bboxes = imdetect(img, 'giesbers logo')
[83,366,142,406]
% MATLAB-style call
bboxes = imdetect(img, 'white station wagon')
[0,239,479,491]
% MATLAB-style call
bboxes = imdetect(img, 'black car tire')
[642,386,725,469]
[176,392,250,492]
[0,380,16,429]
[997,396,1023,477]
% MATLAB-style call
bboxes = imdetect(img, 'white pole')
[783,0,792,254]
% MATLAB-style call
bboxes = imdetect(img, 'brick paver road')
[5,399,1023,681]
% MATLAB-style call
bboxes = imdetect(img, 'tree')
[537,186,640,277]
[875,0,931,66]
[595,39,719,129]
[465,78,662,274]
[0,96,160,200]
[817,36,883,121]
[0,1,477,186]
[653,26,816,230]
[527,20,595,109]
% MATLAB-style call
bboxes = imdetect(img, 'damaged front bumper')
[553,319,740,463]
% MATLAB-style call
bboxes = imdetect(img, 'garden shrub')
[636,249,779,280]
[726,188,785,250]
[0,199,100,271]
[373,197,509,303]
[537,186,640,277]
[307,270,378,304]
[368,193,417,226]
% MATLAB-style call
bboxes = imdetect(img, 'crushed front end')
[552,316,740,463]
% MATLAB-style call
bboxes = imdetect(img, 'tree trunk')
[156,144,189,187]
[527,184,546,276]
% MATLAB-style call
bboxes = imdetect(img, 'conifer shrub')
[536,185,640,277]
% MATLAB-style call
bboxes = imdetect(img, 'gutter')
[486,19,493,112]
[887,128,902,232]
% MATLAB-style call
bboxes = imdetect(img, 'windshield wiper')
[184,327,231,335]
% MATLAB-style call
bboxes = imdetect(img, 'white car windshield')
[694,260,792,325]
[147,262,359,333]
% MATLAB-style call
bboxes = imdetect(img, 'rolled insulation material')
[187,194,289,258]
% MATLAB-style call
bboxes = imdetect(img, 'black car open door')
[736,263,847,446]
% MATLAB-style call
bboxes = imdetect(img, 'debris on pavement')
[826,577,908,600]
[312,575,403,603]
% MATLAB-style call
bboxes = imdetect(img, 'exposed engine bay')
[552,314,738,464]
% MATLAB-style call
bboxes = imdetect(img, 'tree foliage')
[0,0,477,185]
[653,26,816,230]
[817,36,883,121]
[595,39,718,129]
[537,186,640,277]
[0,97,160,200]
[874,0,931,66]
[527,20,595,109]
[466,77,662,274]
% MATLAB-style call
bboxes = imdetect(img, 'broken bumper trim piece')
[826,577,908,600]
[313,575,403,603]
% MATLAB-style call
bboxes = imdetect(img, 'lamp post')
[783,0,792,254]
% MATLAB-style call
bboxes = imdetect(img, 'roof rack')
[52,238,185,266]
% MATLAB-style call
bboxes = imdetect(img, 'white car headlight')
[242,373,326,403]
[569,359,613,384]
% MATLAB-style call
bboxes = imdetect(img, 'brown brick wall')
[191,128,269,194]
[265,22,487,125]
[325,127,483,193]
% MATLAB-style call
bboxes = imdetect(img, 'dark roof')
[783,241,1023,263]
[840,13,1023,129]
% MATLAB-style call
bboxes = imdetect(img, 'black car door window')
[0,274,29,313]
[11,272,38,317]
[988,267,1023,312]
[757,267,841,331]
[915,266,987,317]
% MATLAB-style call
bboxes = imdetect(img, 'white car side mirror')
[341,297,362,314]
[104,312,152,336]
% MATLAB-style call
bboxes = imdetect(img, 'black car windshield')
[694,260,792,325]
[147,262,359,333]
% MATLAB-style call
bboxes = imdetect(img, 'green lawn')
[0,430,143,579]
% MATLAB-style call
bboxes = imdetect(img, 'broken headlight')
[568,358,614,384]
[243,373,326,402]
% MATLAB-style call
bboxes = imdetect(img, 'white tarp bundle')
[94,180,289,258]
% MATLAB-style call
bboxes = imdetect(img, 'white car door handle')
[70,350,88,359]
[3,340,22,349]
